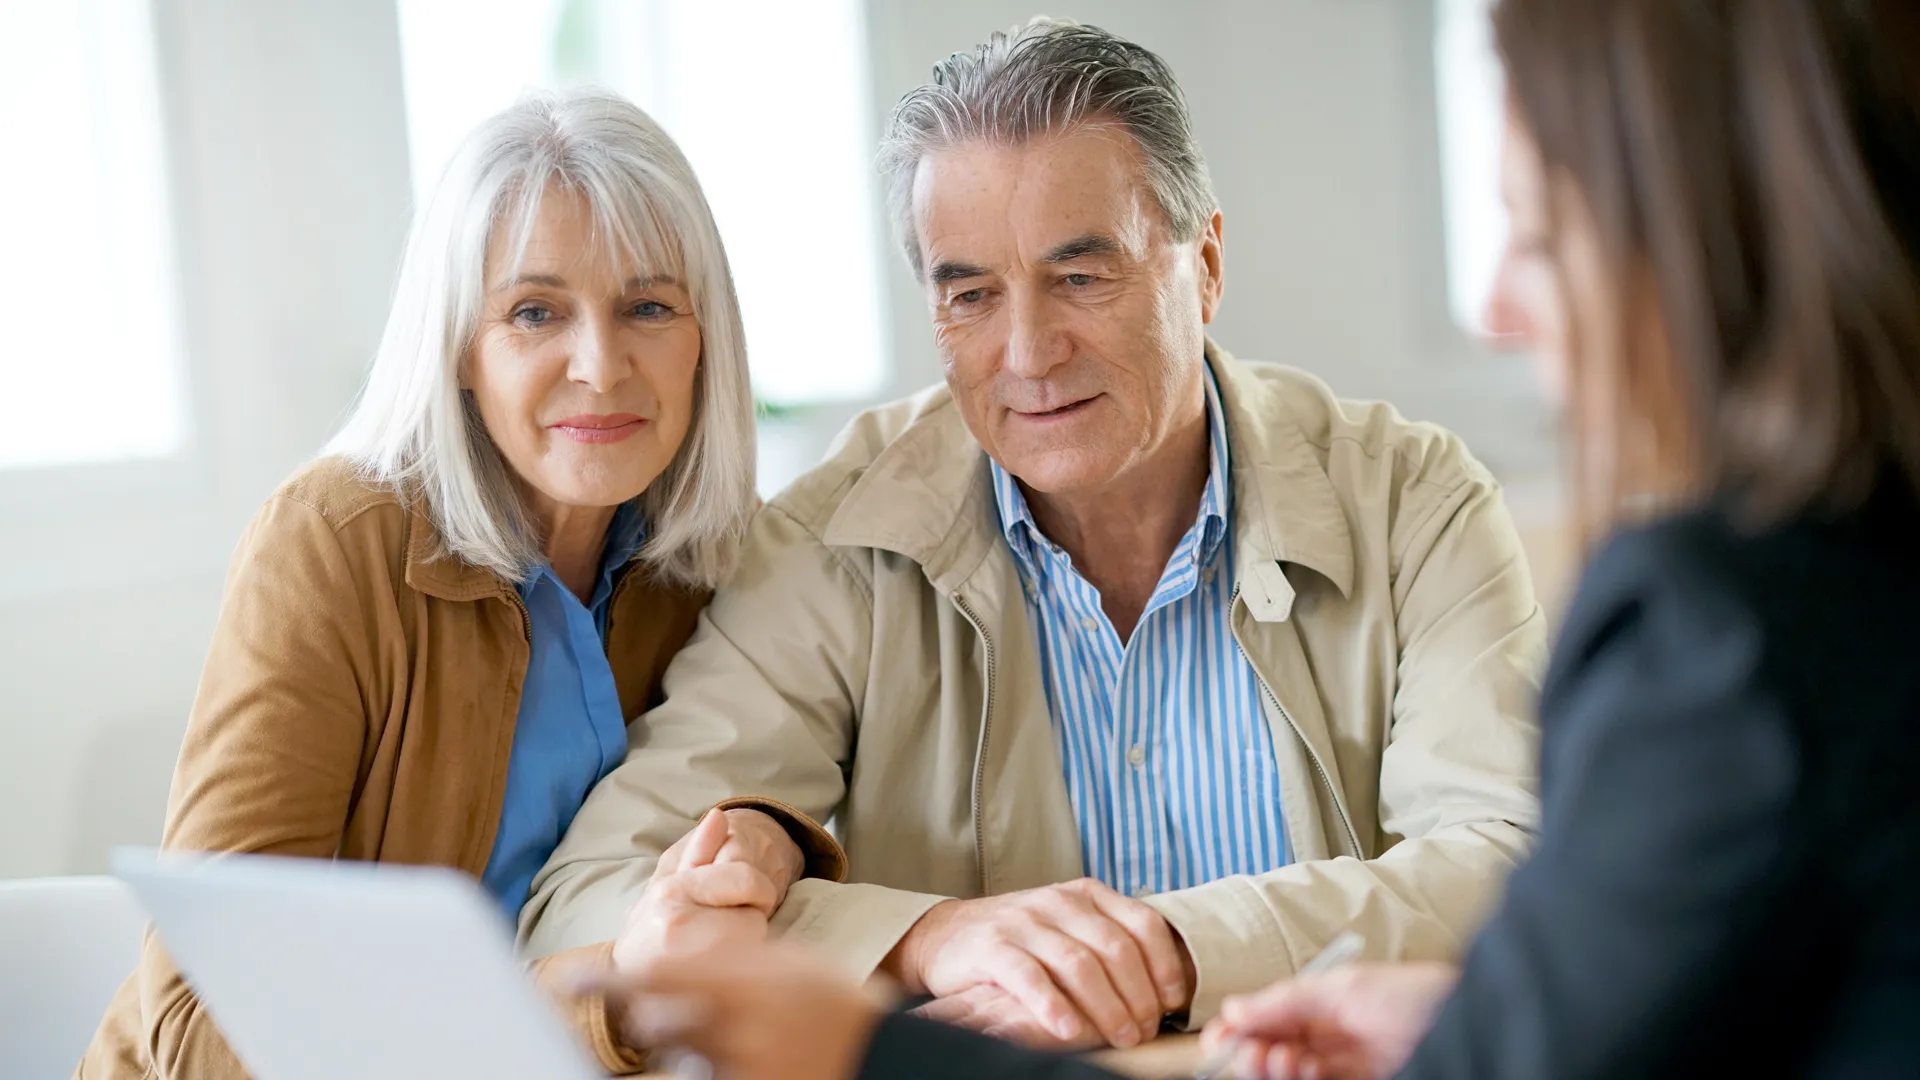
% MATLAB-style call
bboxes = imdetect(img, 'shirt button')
[1127,744,1146,768]
[1080,616,1099,632]
[1202,567,1217,586]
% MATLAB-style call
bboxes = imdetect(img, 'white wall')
[0,0,1559,881]
[0,0,413,879]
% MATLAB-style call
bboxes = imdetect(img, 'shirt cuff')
[711,795,850,884]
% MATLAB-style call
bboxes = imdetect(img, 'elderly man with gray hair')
[525,17,1543,1060]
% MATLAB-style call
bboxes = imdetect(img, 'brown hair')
[1493,0,1920,536]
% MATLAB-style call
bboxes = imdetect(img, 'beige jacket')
[524,344,1546,1024]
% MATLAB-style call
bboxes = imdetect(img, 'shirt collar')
[990,366,1233,573]
[517,499,648,610]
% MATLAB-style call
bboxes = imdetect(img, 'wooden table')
[638,1033,1204,1079]
[1091,1033,1205,1078]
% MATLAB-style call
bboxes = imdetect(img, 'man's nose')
[1003,291,1072,379]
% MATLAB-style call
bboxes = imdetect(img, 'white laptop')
[111,847,603,1080]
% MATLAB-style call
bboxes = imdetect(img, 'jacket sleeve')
[521,504,925,972]
[1143,467,1547,1025]
[1396,528,1801,1080]
[80,496,376,1079]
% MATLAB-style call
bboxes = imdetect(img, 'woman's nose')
[569,315,631,392]
[1481,254,1535,345]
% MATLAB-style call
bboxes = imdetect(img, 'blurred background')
[0,0,1570,882]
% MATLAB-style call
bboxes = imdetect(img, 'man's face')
[913,126,1224,498]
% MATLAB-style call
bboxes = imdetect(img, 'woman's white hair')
[328,88,755,589]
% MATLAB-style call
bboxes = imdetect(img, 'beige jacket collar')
[821,340,1356,611]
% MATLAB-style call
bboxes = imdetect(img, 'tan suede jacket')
[76,457,843,1078]
[524,343,1547,1027]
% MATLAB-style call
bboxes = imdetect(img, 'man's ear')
[1198,210,1225,324]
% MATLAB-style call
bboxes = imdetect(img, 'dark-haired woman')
[576,2,1920,1078]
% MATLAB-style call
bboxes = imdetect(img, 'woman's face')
[1486,111,1676,504]
[466,187,701,523]
[1485,110,1589,409]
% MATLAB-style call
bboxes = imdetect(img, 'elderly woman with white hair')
[77,90,842,1079]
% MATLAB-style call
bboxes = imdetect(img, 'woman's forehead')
[485,182,685,291]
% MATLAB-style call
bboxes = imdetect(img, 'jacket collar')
[403,503,518,603]
[821,339,1355,605]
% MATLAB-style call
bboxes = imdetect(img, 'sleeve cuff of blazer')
[711,795,850,885]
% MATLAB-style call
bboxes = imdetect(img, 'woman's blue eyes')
[510,300,674,325]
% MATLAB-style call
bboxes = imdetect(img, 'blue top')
[479,501,647,918]
[990,370,1289,898]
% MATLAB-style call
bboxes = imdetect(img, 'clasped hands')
[611,810,1196,1054]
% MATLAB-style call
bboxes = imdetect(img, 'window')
[0,0,188,469]
[1433,0,1507,335]
[395,0,888,406]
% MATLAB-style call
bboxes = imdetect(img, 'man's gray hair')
[877,17,1218,280]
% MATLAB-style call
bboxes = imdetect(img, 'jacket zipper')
[950,593,996,896]
[1231,585,1364,858]
[508,593,532,641]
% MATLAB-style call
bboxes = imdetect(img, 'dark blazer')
[1403,486,1920,1079]
[856,1012,1120,1080]
[851,485,1920,1080]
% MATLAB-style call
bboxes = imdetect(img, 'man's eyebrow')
[1043,234,1122,263]
[929,260,989,285]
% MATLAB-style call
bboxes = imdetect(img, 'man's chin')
[993,449,1124,500]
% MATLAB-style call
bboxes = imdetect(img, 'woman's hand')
[612,808,787,971]
[1201,962,1458,1080]
[584,940,892,1080]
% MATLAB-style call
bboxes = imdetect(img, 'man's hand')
[1201,962,1458,1080]
[578,940,893,1080]
[708,806,807,900]
[653,805,806,905]
[909,983,1106,1052]
[882,878,1193,1049]
[612,809,780,971]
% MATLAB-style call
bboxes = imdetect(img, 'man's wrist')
[1168,921,1198,1013]
[876,899,951,995]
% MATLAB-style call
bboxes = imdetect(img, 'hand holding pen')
[1194,933,1458,1080]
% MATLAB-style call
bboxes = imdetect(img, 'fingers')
[986,944,1097,1046]
[615,991,715,1053]
[711,814,805,903]
[662,862,781,916]
[907,984,998,1026]
[681,807,730,869]
[1219,974,1337,1042]
[1081,882,1191,1014]
[1025,923,1151,1047]
[913,985,1100,1052]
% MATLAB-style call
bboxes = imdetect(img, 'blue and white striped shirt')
[991,372,1290,898]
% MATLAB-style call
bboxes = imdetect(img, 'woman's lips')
[551,413,647,444]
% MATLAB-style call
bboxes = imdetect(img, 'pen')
[1190,930,1367,1080]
